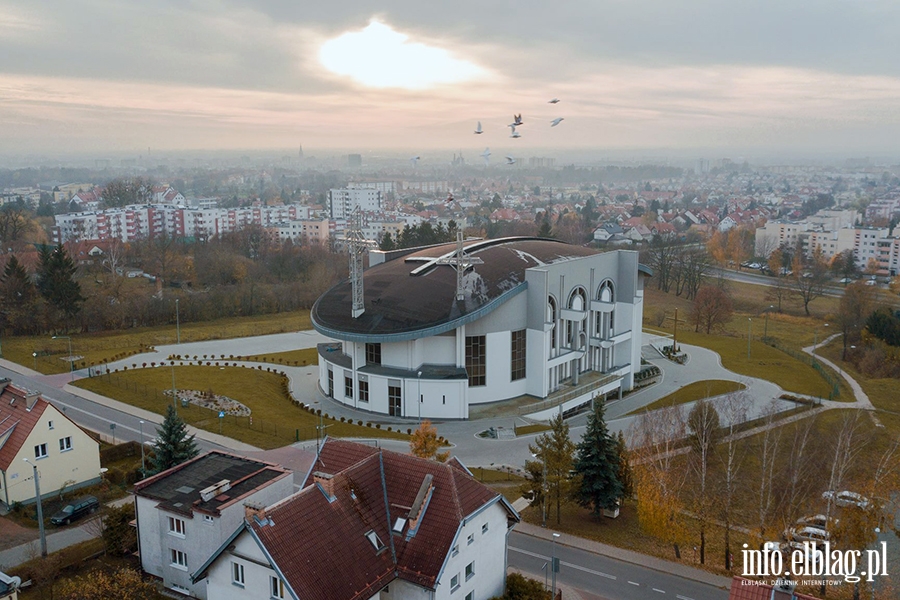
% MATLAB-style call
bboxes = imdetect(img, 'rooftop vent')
[199,479,232,503]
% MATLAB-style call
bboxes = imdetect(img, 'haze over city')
[3,0,900,161]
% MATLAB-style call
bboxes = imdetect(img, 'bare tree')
[792,247,829,316]
[690,285,734,334]
[754,402,783,541]
[0,204,35,245]
[824,410,866,524]
[718,392,750,570]
[631,405,689,559]
[778,415,818,530]
[687,399,720,564]
[838,281,877,359]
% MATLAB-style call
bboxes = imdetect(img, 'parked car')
[838,277,854,284]
[784,526,830,544]
[823,490,871,510]
[796,514,836,531]
[50,495,99,526]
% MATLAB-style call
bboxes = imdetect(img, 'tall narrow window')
[270,576,285,599]
[465,335,486,387]
[232,562,245,586]
[510,330,526,381]
[365,343,382,365]
[344,376,353,399]
[359,377,369,403]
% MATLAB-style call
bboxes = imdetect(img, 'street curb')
[513,521,733,591]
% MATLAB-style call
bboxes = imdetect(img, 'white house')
[134,451,293,599]
[192,440,519,600]
[312,237,649,419]
[0,380,101,509]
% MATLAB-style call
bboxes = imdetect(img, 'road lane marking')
[509,546,616,580]
[628,581,640,586]
[677,595,696,600]
[653,588,666,593]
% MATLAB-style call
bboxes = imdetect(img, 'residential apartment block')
[329,186,384,220]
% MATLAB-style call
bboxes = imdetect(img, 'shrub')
[375,424,381,429]
[358,420,363,426]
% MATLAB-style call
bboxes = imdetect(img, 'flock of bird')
[410,97,565,167]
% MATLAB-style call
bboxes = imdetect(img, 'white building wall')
[205,532,279,600]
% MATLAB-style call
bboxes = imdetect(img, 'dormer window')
[365,530,385,551]
[392,517,407,533]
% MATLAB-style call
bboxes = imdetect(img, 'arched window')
[547,296,557,349]
[597,280,614,303]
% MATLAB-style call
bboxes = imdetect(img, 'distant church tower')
[298,145,304,160]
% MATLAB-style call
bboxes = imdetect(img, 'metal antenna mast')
[445,230,482,301]
[348,206,367,318]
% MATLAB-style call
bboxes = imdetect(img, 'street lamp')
[32,351,37,371]
[747,318,752,360]
[171,363,178,412]
[139,420,146,477]
[23,458,47,557]
[52,335,74,381]
[551,532,561,600]
[175,298,180,344]
[763,305,775,340]
[417,371,422,424]
[531,452,547,528]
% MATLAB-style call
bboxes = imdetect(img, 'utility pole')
[747,318,752,360]
[551,532,560,599]
[24,459,47,557]
[672,307,678,352]
[175,298,180,344]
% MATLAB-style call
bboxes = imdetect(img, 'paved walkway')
[804,332,874,410]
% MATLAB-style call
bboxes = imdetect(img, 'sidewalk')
[514,521,733,591]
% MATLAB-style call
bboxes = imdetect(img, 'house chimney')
[313,471,335,501]
[244,501,267,523]
[25,392,40,411]
[407,474,434,530]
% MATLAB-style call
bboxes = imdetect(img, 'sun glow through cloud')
[319,20,486,89]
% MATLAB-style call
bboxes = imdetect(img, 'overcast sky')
[3,0,900,157]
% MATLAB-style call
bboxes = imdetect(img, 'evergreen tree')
[379,231,396,251]
[148,405,199,475]
[616,430,633,498]
[528,413,575,524]
[572,400,622,516]
[37,244,84,328]
[0,255,38,334]
[537,215,552,238]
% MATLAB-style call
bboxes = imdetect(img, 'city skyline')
[2,1,900,157]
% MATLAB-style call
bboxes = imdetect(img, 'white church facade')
[311,237,649,420]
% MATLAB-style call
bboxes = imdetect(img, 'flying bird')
[512,113,523,126]
[505,155,516,165]
[409,156,420,167]
[551,118,564,127]
[508,124,521,138]
[480,147,491,164]
[474,121,483,134]
[548,98,560,104]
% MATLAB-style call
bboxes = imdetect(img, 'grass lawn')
[74,365,408,449]
[471,467,528,504]
[225,347,319,366]
[627,380,746,415]
[4,309,312,374]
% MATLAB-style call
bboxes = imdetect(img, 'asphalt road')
[507,531,729,600]
[0,365,226,454]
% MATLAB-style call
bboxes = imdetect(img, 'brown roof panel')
[0,384,50,471]
[312,237,600,339]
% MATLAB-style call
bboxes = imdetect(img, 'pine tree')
[529,413,575,524]
[37,244,84,328]
[148,405,199,475]
[409,420,449,462]
[616,430,633,498]
[0,255,38,334]
[572,399,622,517]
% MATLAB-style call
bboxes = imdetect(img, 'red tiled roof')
[0,383,49,471]
[255,440,515,600]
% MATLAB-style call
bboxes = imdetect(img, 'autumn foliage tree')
[689,285,734,334]
[57,567,157,600]
[529,414,575,524]
[410,420,449,462]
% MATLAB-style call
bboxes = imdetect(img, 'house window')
[450,573,460,592]
[365,343,381,365]
[359,377,369,403]
[467,533,474,545]
[232,562,245,586]
[365,530,385,551]
[465,335,486,387]
[510,329,526,381]
[270,575,285,599]
[451,544,459,557]
[168,516,186,536]
[170,549,187,570]
[34,443,48,459]
[482,522,489,534]
[466,593,474,600]
[345,376,353,399]
[465,561,475,580]
[59,437,72,452]
[48,420,54,430]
